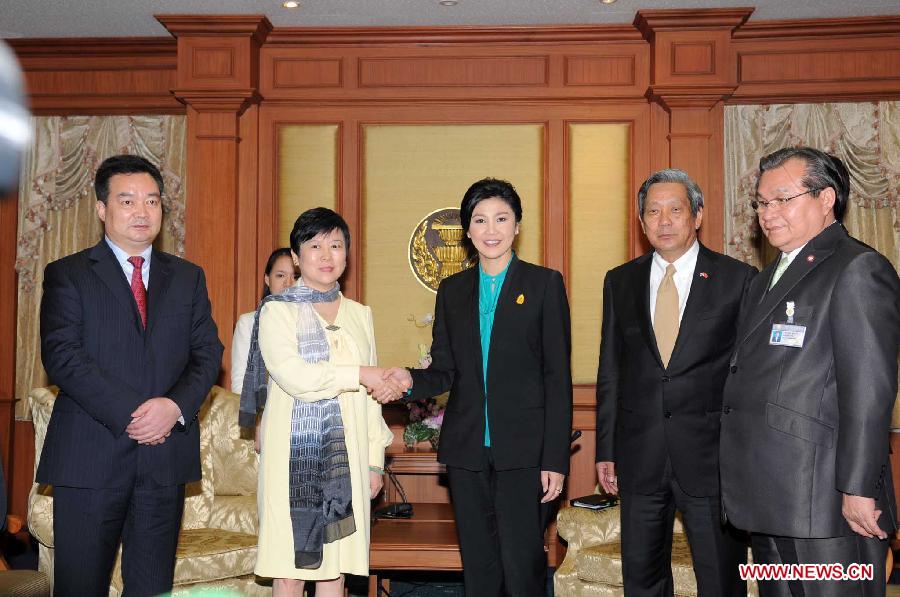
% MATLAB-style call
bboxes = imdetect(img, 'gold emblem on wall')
[408,208,473,293]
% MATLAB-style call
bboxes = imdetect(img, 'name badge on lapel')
[769,302,805,348]
[770,324,806,348]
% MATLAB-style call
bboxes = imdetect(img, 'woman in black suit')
[383,178,573,597]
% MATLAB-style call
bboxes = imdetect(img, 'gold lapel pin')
[516,294,525,304]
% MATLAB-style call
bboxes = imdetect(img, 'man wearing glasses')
[720,147,899,596]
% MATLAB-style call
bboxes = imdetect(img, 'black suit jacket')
[37,240,223,489]
[409,256,573,474]
[720,224,898,538]
[596,244,756,497]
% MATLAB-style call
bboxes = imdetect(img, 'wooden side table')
[368,502,461,595]
[368,448,460,595]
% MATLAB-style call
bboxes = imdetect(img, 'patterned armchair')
[27,385,270,596]
[555,504,758,597]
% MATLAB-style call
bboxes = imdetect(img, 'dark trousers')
[751,533,887,597]
[620,460,747,597]
[446,448,546,597]
[53,478,185,597]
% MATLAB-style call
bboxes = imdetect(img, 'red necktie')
[128,256,147,329]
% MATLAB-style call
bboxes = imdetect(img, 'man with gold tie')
[596,169,755,596]
[720,147,899,596]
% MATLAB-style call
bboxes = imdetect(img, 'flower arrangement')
[403,340,448,449]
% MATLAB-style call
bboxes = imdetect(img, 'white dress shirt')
[231,312,255,392]
[649,239,700,324]
[104,236,151,289]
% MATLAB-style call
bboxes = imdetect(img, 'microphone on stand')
[373,465,414,519]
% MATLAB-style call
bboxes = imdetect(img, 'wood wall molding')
[0,191,17,499]
[266,24,643,45]
[9,38,182,115]
[155,14,274,39]
[731,36,900,103]
[158,15,272,93]
[159,14,272,388]
[260,43,650,102]
[358,55,550,88]
[734,15,900,39]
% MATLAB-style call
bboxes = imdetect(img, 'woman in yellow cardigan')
[240,208,397,597]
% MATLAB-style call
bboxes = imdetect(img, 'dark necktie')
[128,256,147,329]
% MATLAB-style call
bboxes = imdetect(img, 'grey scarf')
[239,282,355,569]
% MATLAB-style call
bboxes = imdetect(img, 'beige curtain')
[724,101,900,427]
[15,115,187,419]
[724,101,899,271]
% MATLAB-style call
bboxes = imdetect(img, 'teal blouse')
[478,257,512,447]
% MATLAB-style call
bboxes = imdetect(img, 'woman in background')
[383,178,573,597]
[231,247,297,392]
[240,207,397,597]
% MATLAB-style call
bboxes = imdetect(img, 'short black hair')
[94,154,164,204]
[261,247,297,298]
[459,178,523,233]
[757,146,850,222]
[289,207,351,255]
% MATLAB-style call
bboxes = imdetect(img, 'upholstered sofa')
[555,504,758,597]
[28,385,270,596]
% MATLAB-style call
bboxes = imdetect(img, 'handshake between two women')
[359,367,414,404]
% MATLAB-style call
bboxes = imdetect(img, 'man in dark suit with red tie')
[38,154,223,596]
[595,169,755,596]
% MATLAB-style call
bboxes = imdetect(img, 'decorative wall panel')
[568,123,631,384]
[362,124,543,369]
[277,124,339,246]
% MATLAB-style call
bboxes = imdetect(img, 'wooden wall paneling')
[649,102,671,176]
[0,189,31,522]
[706,101,726,246]
[658,102,726,250]
[235,103,260,319]
[160,15,271,386]
[258,111,352,300]
[545,119,565,276]
[260,39,650,104]
[636,8,749,253]
[10,38,182,115]
[9,423,33,520]
[731,22,900,103]
[343,121,361,301]
[256,101,651,306]
[570,386,602,499]
[183,103,243,387]
[256,107,280,299]
[0,190,17,511]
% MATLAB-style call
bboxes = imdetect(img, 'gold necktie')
[654,264,679,368]
[769,253,790,290]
